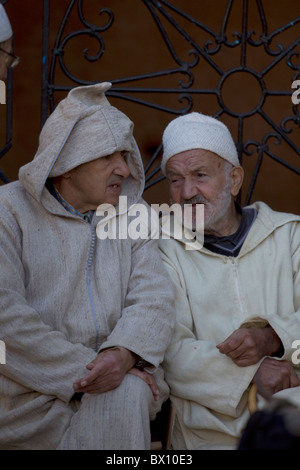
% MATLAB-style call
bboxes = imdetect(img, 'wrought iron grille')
[5,0,300,203]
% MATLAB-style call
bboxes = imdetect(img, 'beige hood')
[19,82,145,213]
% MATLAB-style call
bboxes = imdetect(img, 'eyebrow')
[167,165,210,176]
[192,165,210,172]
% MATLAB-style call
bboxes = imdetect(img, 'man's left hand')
[217,326,283,367]
[73,347,159,400]
[73,347,136,394]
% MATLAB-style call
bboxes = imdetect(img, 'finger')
[146,377,159,401]
[290,371,300,388]
[75,380,119,394]
[74,371,123,393]
[73,354,104,390]
[231,355,258,367]
[73,366,104,390]
[217,340,245,358]
[128,369,159,401]
[224,347,245,361]
[86,362,95,370]
[217,334,244,355]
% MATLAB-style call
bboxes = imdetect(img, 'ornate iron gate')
[2,0,300,203]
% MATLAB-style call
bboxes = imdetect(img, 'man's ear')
[52,172,72,192]
[230,166,244,197]
[62,171,72,179]
[54,171,72,182]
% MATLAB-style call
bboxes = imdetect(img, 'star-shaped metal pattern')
[45,0,300,202]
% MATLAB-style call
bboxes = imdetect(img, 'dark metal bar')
[241,0,248,67]
[145,175,166,190]
[144,143,162,175]
[41,0,50,127]
[145,0,224,75]
[245,148,264,205]
[258,109,300,154]
[261,35,300,77]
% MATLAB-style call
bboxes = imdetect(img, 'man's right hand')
[253,357,299,398]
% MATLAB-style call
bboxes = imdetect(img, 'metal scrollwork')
[42,0,300,198]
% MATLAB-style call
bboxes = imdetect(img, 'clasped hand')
[217,326,299,398]
[73,347,159,400]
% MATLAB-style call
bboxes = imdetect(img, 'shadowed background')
[0,0,299,212]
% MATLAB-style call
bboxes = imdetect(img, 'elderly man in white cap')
[159,112,300,450]
[0,4,18,80]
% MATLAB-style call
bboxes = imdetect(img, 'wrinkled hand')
[73,347,136,394]
[217,326,282,367]
[73,348,159,400]
[253,357,299,398]
[128,368,159,401]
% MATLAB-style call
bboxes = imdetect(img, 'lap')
[76,366,169,419]
[58,367,169,449]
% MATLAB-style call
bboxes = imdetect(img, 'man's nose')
[181,178,198,201]
[114,154,131,178]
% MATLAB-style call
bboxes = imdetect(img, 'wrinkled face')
[166,149,243,235]
[60,150,131,212]
[0,38,12,81]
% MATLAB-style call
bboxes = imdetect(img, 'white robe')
[159,201,300,449]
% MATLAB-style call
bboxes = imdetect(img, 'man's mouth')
[181,201,206,211]
[108,181,123,193]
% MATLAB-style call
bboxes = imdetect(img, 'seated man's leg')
[57,367,169,450]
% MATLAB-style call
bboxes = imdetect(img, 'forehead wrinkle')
[167,149,223,174]
[167,161,214,177]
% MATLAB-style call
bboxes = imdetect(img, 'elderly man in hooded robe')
[0,82,174,450]
[159,112,300,450]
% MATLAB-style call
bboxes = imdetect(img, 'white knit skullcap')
[161,112,239,174]
[0,4,12,42]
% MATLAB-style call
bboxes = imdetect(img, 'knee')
[122,372,154,406]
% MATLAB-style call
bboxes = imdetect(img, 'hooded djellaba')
[0,82,174,450]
